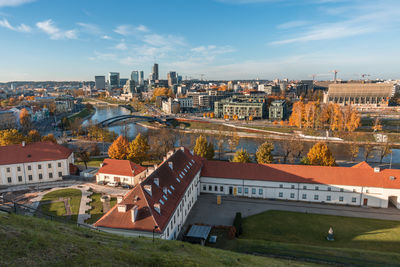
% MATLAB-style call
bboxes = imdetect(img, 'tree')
[0,129,24,146]
[302,142,336,166]
[216,125,225,160]
[232,148,251,163]
[378,141,392,164]
[256,141,274,164]
[363,143,375,162]
[108,135,129,160]
[76,149,90,169]
[19,108,31,132]
[127,133,150,163]
[228,130,240,152]
[41,134,57,144]
[26,130,41,143]
[349,142,359,162]
[372,118,383,132]
[193,135,208,158]
[206,142,215,160]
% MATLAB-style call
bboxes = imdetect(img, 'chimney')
[131,205,138,223]
[144,184,152,196]
[117,204,127,212]
[22,141,25,147]
[154,178,159,187]
[180,147,185,152]
[168,162,173,170]
[154,203,161,214]
[374,167,380,173]
[117,195,123,204]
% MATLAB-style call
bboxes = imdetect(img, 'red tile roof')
[0,141,72,165]
[201,160,400,189]
[94,148,202,233]
[97,159,147,177]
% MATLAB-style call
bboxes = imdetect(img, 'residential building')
[131,71,139,84]
[162,98,180,114]
[177,97,193,109]
[0,110,17,129]
[96,159,147,186]
[269,100,287,120]
[152,63,159,81]
[108,72,120,90]
[94,148,400,240]
[95,76,106,90]
[95,148,201,240]
[138,71,144,86]
[168,71,178,87]
[0,141,73,186]
[214,95,267,119]
[324,83,396,107]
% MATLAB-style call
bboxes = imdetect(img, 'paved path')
[76,185,92,225]
[185,194,400,227]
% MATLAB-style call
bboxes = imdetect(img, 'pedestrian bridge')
[97,115,173,127]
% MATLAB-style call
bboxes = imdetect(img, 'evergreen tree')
[108,135,129,160]
[232,148,251,163]
[256,141,274,164]
[127,133,150,163]
[301,142,336,166]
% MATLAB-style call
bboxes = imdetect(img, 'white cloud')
[191,45,235,55]
[277,20,309,29]
[36,19,77,40]
[76,22,102,35]
[114,24,149,36]
[0,18,31,32]
[0,0,34,7]
[142,33,185,47]
[115,42,127,50]
[102,35,111,40]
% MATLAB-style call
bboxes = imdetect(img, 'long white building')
[95,148,400,240]
[0,141,73,186]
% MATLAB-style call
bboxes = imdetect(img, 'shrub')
[233,212,243,237]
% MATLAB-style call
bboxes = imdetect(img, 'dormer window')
[160,199,165,205]
[163,195,168,201]
[176,177,181,183]
[170,185,175,191]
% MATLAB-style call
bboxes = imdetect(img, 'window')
[328,187,331,191]
[352,197,357,203]
[203,185,206,191]
[209,185,212,191]
[340,188,344,192]
[244,188,249,194]
[105,176,109,180]
[366,189,369,193]
[315,186,319,190]
[279,184,283,188]
[7,177,11,183]
[314,195,319,200]
[38,164,42,170]
[58,172,62,178]
[18,176,22,182]
[279,192,283,198]
[259,189,263,195]
[339,196,344,202]
[28,175,32,181]
[214,186,218,191]
[291,185,295,189]
[302,194,307,200]
[17,166,21,172]
[28,165,31,171]
[6,167,10,172]
[353,189,356,193]
[327,195,331,201]
[49,173,53,178]
[238,187,242,194]
[58,162,62,168]
[303,185,307,190]
[48,163,52,168]
[39,174,43,180]
[252,188,256,194]
[220,186,224,192]
[290,193,295,199]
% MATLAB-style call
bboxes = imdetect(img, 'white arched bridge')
[98,115,173,127]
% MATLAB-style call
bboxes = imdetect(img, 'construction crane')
[332,70,339,83]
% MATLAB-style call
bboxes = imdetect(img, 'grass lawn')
[217,210,400,266]
[0,214,314,266]
[76,157,106,168]
[247,126,294,134]
[40,189,82,222]
[85,193,117,224]
[68,107,95,121]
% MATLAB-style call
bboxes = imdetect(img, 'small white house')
[96,159,147,186]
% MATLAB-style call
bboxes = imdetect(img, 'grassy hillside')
[0,214,315,266]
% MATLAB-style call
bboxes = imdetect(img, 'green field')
[85,193,117,224]
[215,210,400,266]
[76,157,106,167]
[0,214,314,266]
[69,107,95,121]
[40,189,82,222]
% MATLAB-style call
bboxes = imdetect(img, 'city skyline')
[0,0,400,82]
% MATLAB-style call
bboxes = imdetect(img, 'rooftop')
[97,159,147,177]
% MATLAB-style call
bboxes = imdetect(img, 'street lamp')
[153,225,159,243]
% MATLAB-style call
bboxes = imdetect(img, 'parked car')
[121,183,131,189]
[107,181,119,187]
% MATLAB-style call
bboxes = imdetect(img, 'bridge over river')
[98,114,173,127]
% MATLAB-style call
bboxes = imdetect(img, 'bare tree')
[363,143,375,162]
[228,130,240,152]
[378,141,392,164]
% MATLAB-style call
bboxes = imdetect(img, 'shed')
[185,225,212,245]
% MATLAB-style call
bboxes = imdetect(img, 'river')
[85,105,400,167]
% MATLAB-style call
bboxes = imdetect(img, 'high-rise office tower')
[108,72,120,89]
[95,76,106,90]
[131,71,139,84]
[152,63,159,81]
[138,71,144,85]
[168,71,177,87]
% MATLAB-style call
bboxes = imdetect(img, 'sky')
[0,0,399,81]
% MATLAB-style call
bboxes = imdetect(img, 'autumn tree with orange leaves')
[108,135,129,160]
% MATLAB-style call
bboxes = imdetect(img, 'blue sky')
[0,0,399,81]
